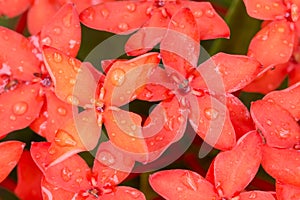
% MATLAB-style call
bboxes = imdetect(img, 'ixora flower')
[128,7,260,157]
[31,141,146,200]
[80,0,230,56]
[41,46,160,166]
[0,3,81,141]
[250,83,300,192]
[0,141,25,183]
[149,131,276,200]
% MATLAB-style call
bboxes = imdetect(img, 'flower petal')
[0,0,31,17]
[30,91,73,141]
[0,84,44,137]
[160,7,200,77]
[46,109,101,167]
[184,2,230,39]
[103,52,160,107]
[189,93,236,150]
[239,191,276,200]
[101,186,146,200]
[0,27,40,81]
[226,94,255,139]
[149,169,217,200]
[80,1,151,34]
[248,20,294,67]
[93,141,135,187]
[31,142,91,192]
[125,10,168,56]
[214,131,262,198]
[43,46,101,107]
[243,0,287,20]
[194,53,261,93]
[103,109,147,154]
[276,181,300,200]
[40,3,81,56]
[14,151,43,200]
[143,97,188,162]
[264,82,300,120]
[27,0,59,35]
[41,177,75,200]
[0,141,25,183]
[261,146,300,187]
[288,63,300,86]
[250,99,300,148]
[243,63,289,94]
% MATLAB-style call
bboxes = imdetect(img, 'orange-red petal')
[0,27,40,81]
[103,52,160,107]
[261,146,300,187]
[0,0,31,18]
[276,182,300,200]
[161,7,200,77]
[41,177,76,200]
[214,131,262,198]
[243,0,287,20]
[0,141,25,183]
[0,84,44,137]
[248,20,294,67]
[251,99,300,148]
[189,94,236,150]
[239,191,276,200]
[40,3,81,57]
[101,186,146,200]
[149,169,217,200]
[14,151,43,200]
[80,1,151,34]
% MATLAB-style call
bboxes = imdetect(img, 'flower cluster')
[0,0,299,199]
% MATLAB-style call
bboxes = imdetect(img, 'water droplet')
[69,79,76,85]
[53,26,62,34]
[57,107,67,116]
[205,9,215,18]
[125,189,141,198]
[273,3,279,7]
[264,5,270,10]
[68,57,76,66]
[53,52,62,63]
[279,53,286,57]
[193,10,203,17]
[204,107,219,120]
[155,136,163,141]
[69,40,77,49]
[9,115,16,121]
[12,102,28,115]
[63,13,72,27]
[48,147,56,155]
[118,23,129,31]
[278,128,291,138]
[8,161,17,166]
[110,68,126,86]
[67,95,79,105]
[61,167,73,182]
[176,186,183,191]
[256,3,261,8]
[101,8,109,18]
[294,143,300,150]
[76,177,83,184]
[246,191,257,199]
[182,171,198,191]
[97,150,115,166]
[54,130,77,147]
[126,3,136,12]
[41,36,52,45]
[266,119,272,126]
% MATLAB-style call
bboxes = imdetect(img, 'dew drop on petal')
[61,167,73,182]
[57,107,67,116]
[126,3,136,12]
[266,119,272,126]
[110,68,126,86]
[205,9,215,18]
[97,150,115,166]
[67,95,79,105]
[53,52,62,63]
[9,115,16,121]
[12,101,28,115]
[204,107,219,120]
[101,8,109,18]
[248,191,257,199]
[69,79,76,85]
[176,186,183,191]
[54,130,77,147]
[63,13,72,27]
[193,10,203,18]
[53,26,62,35]
[118,23,129,31]
[125,189,141,199]
[41,36,52,45]
[8,161,17,166]
[48,147,56,155]
[278,128,291,139]
[182,171,198,191]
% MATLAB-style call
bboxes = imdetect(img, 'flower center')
[88,187,102,199]
[178,79,191,95]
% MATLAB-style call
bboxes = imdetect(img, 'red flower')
[0,3,81,141]
[41,46,160,166]
[0,141,25,183]
[149,131,275,200]
[133,8,259,157]
[80,0,230,56]
[31,141,146,200]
